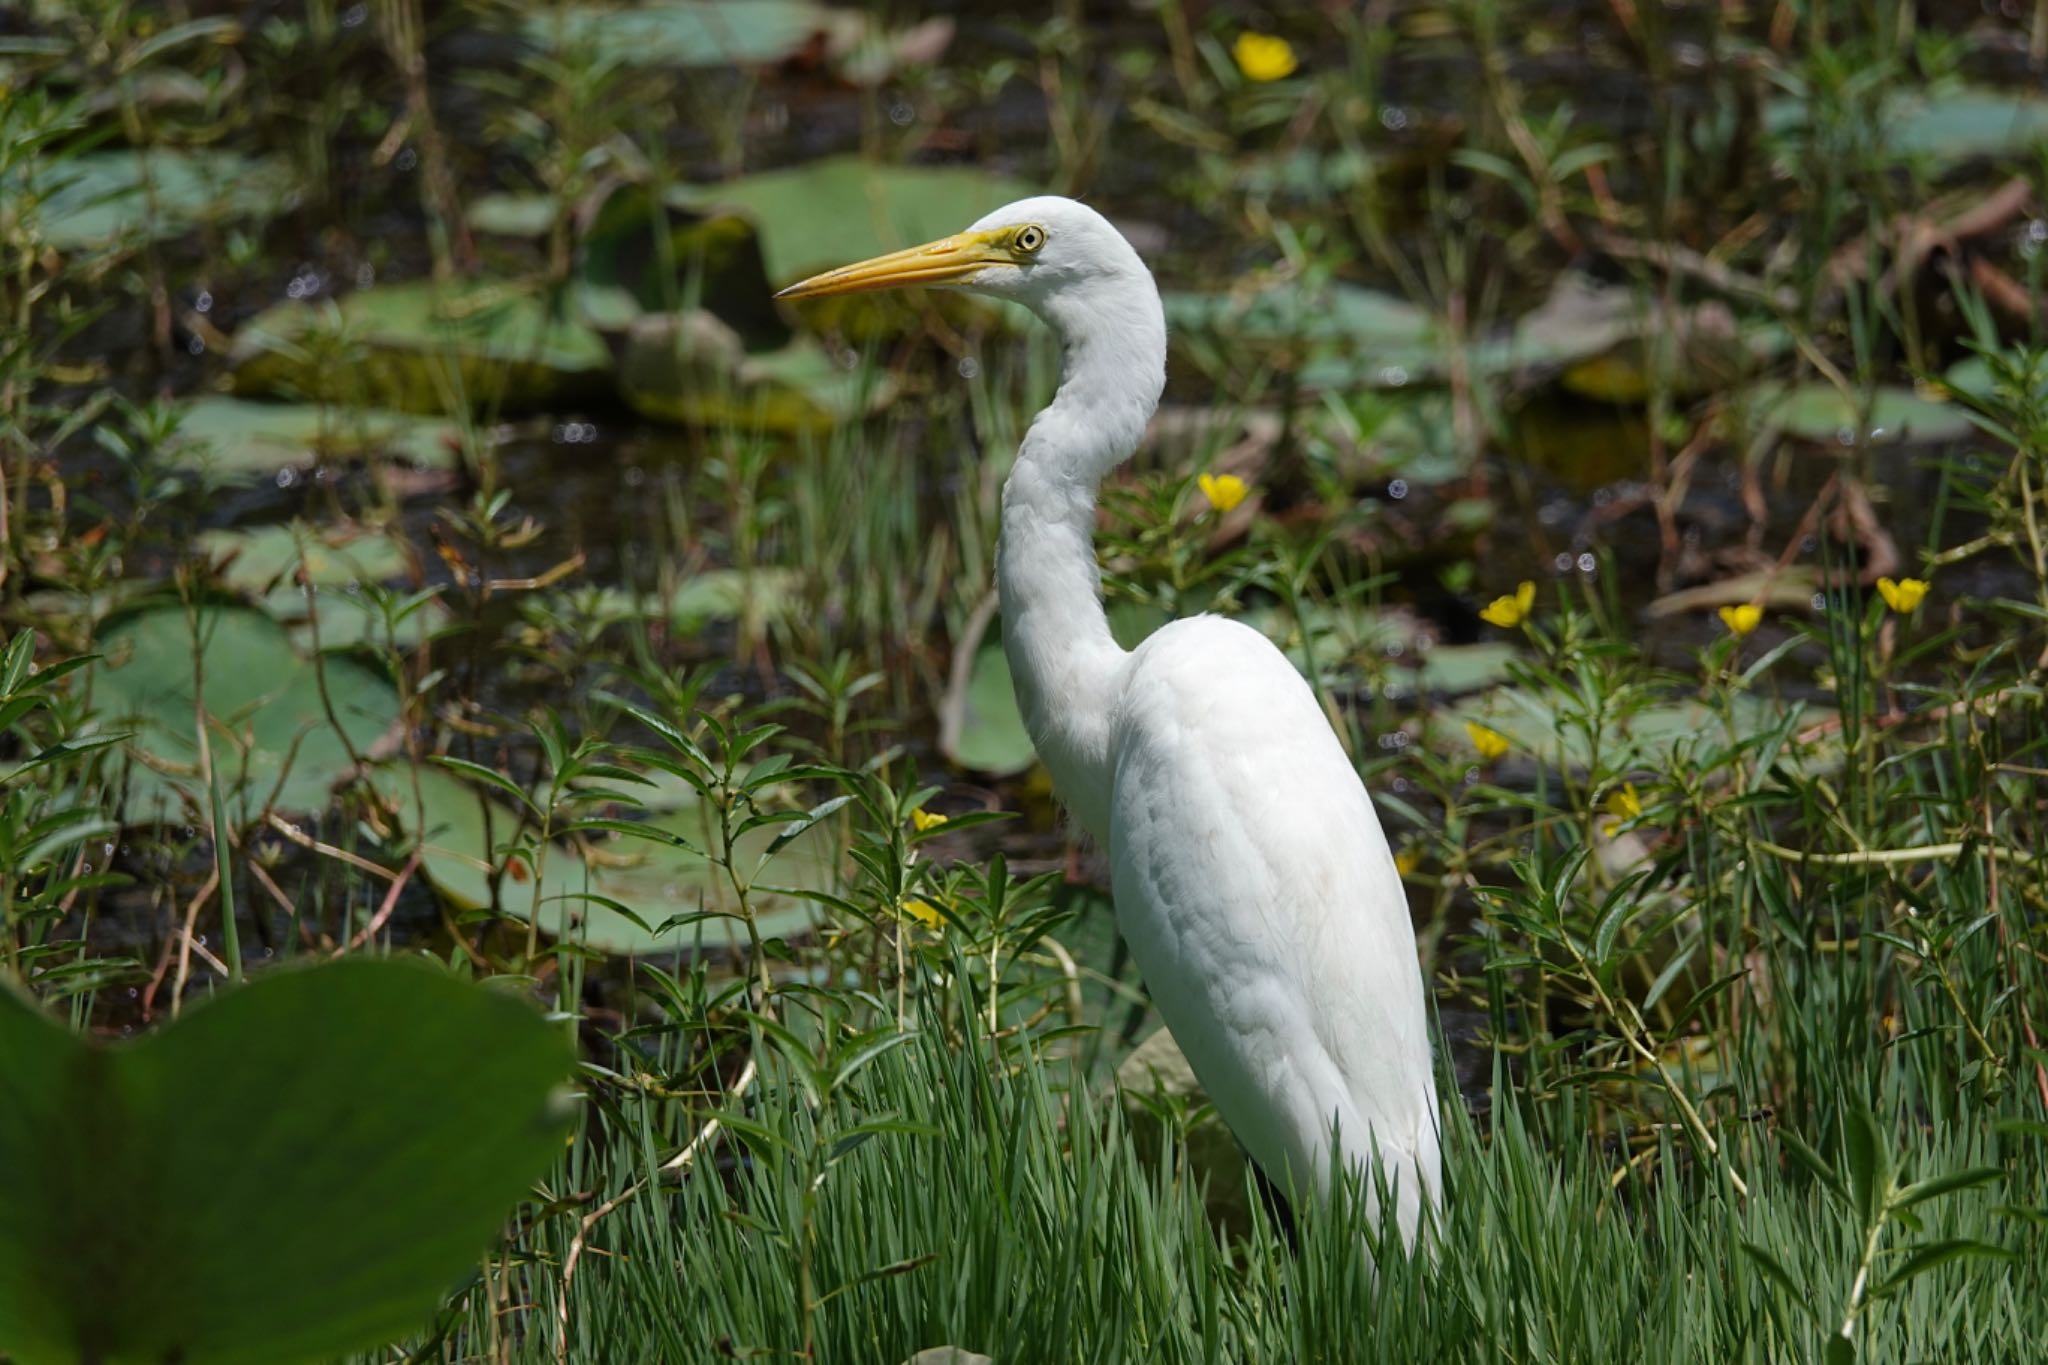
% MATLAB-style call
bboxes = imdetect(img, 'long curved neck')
[996,271,1166,842]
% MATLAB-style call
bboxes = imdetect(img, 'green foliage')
[0,958,573,1365]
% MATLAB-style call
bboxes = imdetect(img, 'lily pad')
[468,192,560,239]
[195,523,448,652]
[520,0,831,68]
[95,606,400,821]
[616,314,895,431]
[198,524,410,592]
[18,148,295,251]
[171,396,465,479]
[0,958,573,1365]
[1752,383,1972,446]
[941,642,1036,778]
[549,569,801,637]
[676,155,1036,289]
[378,765,836,956]
[576,181,784,347]
[1885,88,2048,164]
[940,603,1169,777]
[1442,689,1838,775]
[230,280,612,415]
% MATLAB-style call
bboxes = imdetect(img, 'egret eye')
[1015,225,1047,253]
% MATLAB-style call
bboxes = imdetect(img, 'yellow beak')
[774,230,1011,300]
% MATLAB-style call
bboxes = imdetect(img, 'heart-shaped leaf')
[0,958,573,1365]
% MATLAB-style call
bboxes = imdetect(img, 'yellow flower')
[911,808,948,833]
[1718,603,1762,637]
[1602,782,1642,836]
[901,898,945,930]
[1198,472,1248,513]
[1465,721,1511,762]
[1479,580,1537,629]
[1232,32,1298,82]
[1394,847,1421,878]
[1876,576,1929,614]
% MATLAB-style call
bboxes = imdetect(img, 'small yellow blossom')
[1198,472,1248,513]
[1602,782,1642,837]
[1466,721,1511,762]
[901,898,945,930]
[1876,576,1929,614]
[911,808,948,833]
[1479,580,1537,629]
[1232,32,1299,82]
[1718,603,1762,637]
[1395,848,1421,878]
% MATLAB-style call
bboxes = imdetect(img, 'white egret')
[779,197,1442,1246]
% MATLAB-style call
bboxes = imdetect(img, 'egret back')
[1106,616,1442,1244]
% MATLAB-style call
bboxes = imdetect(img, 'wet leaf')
[940,641,1035,778]
[552,570,801,637]
[520,0,833,69]
[93,606,400,821]
[1441,689,1839,775]
[615,315,894,432]
[168,397,465,479]
[677,154,1035,289]
[21,148,294,251]
[377,766,835,955]
[1752,383,1973,446]
[1884,88,2048,164]
[0,959,573,1365]
[230,280,612,415]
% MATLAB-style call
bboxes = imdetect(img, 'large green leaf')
[21,149,295,251]
[941,605,1167,777]
[195,522,447,652]
[676,155,1036,288]
[379,766,836,955]
[1442,688,1839,774]
[0,959,572,1365]
[1885,88,2048,163]
[94,606,400,820]
[230,280,612,415]
[550,570,801,636]
[520,0,831,68]
[171,396,464,479]
[617,323,897,431]
[1752,383,1974,446]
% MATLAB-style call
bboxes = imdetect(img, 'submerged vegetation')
[3,1,2048,1360]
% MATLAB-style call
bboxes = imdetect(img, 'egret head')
[775,195,1151,315]
[779,194,1166,478]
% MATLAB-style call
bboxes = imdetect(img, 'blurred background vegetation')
[3,1,2048,1360]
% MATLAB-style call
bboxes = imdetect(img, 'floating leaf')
[938,604,1166,777]
[94,606,400,820]
[378,766,836,956]
[520,0,832,69]
[169,396,465,479]
[1441,688,1839,775]
[0,959,573,1365]
[468,192,559,238]
[230,280,612,415]
[550,570,801,637]
[1752,383,1973,446]
[940,641,1036,778]
[614,314,893,432]
[194,524,448,652]
[1884,88,2048,164]
[19,148,294,251]
[677,155,1036,289]
[198,524,410,592]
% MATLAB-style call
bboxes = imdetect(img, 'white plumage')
[780,196,1442,1246]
